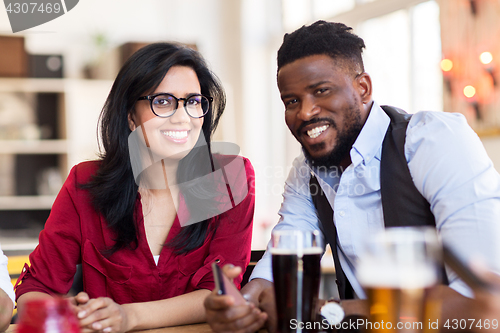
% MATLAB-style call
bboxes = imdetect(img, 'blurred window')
[282,0,356,31]
[281,0,443,114]
[358,1,442,113]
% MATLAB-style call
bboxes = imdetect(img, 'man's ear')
[128,113,137,131]
[356,72,372,104]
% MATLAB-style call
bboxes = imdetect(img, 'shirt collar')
[350,101,390,167]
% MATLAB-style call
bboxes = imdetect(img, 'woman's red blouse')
[15,156,255,304]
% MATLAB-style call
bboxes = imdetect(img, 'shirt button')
[338,211,345,217]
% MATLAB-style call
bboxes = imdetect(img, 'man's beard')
[302,105,364,168]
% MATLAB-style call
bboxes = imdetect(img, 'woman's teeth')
[162,130,188,139]
[307,125,329,139]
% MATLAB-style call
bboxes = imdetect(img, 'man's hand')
[471,266,500,332]
[340,299,369,317]
[205,265,267,333]
[256,286,277,333]
[76,297,131,333]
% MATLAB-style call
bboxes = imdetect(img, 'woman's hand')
[68,291,89,307]
[77,297,131,333]
[67,291,90,320]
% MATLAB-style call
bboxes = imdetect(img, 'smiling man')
[280,54,368,170]
[204,21,500,333]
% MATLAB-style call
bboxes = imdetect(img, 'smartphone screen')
[212,261,226,295]
[211,262,246,305]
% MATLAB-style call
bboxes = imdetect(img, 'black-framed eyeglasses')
[138,93,212,118]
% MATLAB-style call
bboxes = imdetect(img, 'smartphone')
[212,262,246,305]
[442,244,494,291]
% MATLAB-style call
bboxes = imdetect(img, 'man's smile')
[306,124,330,139]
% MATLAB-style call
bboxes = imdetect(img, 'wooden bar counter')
[3,323,214,332]
[3,324,269,332]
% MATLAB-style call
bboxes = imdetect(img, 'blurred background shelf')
[0,76,112,243]
[1,238,38,253]
[0,78,65,93]
[0,140,67,154]
[0,196,56,210]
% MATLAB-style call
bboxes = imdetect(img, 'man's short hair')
[277,20,366,75]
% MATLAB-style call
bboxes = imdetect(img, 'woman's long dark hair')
[83,43,226,254]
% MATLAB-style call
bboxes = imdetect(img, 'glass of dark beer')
[357,227,441,333]
[271,229,322,333]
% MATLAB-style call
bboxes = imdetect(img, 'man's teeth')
[307,125,329,139]
[162,130,188,139]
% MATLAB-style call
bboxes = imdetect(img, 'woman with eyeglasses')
[15,43,255,332]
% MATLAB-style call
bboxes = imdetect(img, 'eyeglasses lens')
[152,94,209,118]
[153,95,176,117]
[186,95,209,118]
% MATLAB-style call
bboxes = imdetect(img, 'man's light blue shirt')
[250,101,500,298]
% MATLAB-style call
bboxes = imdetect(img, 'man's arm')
[406,112,500,292]
[205,154,328,332]
[471,267,500,333]
[405,111,500,328]
[430,285,476,329]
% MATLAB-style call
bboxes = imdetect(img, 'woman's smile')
[160,129,190,143]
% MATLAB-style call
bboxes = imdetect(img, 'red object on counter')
[16,298,80,333]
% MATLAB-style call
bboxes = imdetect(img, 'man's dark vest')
[309,105,436,299]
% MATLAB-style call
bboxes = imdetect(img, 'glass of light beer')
[271,229,322,333]
[357,227,441,333]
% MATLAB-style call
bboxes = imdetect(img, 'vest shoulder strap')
[380,105,436,228]
[309,175,354,299]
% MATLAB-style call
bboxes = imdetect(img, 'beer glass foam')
[270,247,323,256]
[356,227,440,333]
[357,260,437,289]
